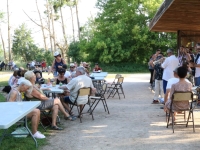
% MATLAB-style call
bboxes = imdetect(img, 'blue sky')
[0,0,98,48]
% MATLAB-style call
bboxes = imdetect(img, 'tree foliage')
[12,23,54,65]
[70,0,176,64]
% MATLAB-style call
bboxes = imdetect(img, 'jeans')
[153,80,164,100]
[149,69,154,84]
[195,76,200,86]
[163,80,168,94]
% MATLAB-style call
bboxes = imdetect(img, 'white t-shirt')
[195,57,200,77]
[161,55,179,81]
[166,78,191,89]
[31,61,35,67]
[64,71,71,78]
[67,75,94,104]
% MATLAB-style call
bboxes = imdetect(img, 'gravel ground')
[21,74,200,150]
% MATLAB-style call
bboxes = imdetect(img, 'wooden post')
[177,30,181,53]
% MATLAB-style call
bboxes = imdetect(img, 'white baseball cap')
[54,51,60,56]
[70,63,75,67]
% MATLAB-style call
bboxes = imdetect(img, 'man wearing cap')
[69,63,76,78]
[93,63,102,72]
[161,49,179,94]
[49,51,66,77]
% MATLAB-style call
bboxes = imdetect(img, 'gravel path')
[41,74,200,150]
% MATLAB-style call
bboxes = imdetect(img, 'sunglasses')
[70,66,75,68]
[197,48,200,50]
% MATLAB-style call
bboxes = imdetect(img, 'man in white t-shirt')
[164,67,191,104]
[161,49,179,94]
[62,64,71,78]
[191,43,200,86]
[63,67,95,113]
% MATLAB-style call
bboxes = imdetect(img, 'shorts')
[64,96,73,104]
[37,99,54,110]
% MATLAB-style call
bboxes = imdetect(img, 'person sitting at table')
[164,66,192,120]
[62,64,72,79]
[62,67,96,114]
[7,79,45,139]
[24,71,76,130]
[93,63,102,72]
[54,68,70,85]
[8,69,19,86]
[69,63,76,78]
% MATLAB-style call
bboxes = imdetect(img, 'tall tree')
[0,12,6,61]
[45,0,54,53]
[7,0,11,61]
[36,0,48,50]
[12,24,40,62]
[75,0,80,40]
[76,0,176,64]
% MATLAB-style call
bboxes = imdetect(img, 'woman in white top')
[7,79,45,139]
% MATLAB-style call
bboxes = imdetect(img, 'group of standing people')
[148,44,200,119]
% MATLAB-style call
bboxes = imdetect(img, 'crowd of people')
[148,44,200,120]
[2,51,103,139]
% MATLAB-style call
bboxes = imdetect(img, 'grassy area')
[0,93,48,149]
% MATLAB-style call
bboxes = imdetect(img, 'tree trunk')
[70,6,75,42]
[75,0,80,40]
[46,0,53,54]
[0,27,6,61]
[50,5,56,52]
[36,0,48,50]
[60,6,67,45]
[7,0,11,61]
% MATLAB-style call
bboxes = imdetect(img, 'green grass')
[0,124,48,150]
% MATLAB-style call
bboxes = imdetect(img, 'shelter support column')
[177,30,181,52]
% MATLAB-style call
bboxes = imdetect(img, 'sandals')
[152,100,159,104]
[64,116,76,121]
[51,126,63,130]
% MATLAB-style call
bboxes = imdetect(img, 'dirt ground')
[39,73,200,150]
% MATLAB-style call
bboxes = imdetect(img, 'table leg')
[0,129,8,145]
[24,116,38,148]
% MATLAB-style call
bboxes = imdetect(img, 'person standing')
[49,51,66,77]
[152,53,164,104]
[190,43,200,86]
[161,49,179,94]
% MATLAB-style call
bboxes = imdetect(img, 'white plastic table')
[41,84,64,94]
[90,72,108,77]
[0,101,41,147]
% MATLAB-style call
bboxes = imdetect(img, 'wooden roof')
[149,0,200,32]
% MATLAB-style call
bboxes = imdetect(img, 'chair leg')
[120,86,125,98]
[172,112,175,133]
[101,99,107,112]
[186,110,191,127]
[107,88,115,99]
[103,99,110,114]
[88,100,94,120]
[192,111,195,132]
[166,112,171,128]
[77,105,82,123]
[39,121,47,131]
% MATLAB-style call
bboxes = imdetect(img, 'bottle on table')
[59,82,63,86]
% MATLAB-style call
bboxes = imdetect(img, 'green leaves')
[70,0,176,64]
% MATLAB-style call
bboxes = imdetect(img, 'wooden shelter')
[149,0,200,48]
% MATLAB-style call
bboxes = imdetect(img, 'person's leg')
[26,109,40,134]
[149,69,154,84]
[51,105,59,127]
[163,80,168,94]
[160,80,164,98]
[153,79,159,100]
[53,98,70,118]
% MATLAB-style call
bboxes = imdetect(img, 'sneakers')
[33,131,46,139]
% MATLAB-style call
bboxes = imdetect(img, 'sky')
[0,0,98,49]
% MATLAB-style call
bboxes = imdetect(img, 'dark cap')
[62,64,67,69]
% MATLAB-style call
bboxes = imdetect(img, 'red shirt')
[94,67,102,71]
